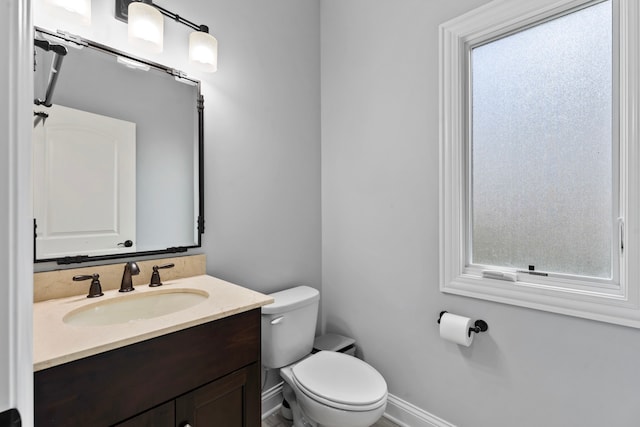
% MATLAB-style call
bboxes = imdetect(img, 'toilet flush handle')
[271,316,285,325]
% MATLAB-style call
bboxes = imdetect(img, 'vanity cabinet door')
[175,363,261,427]
[113,401,175,427]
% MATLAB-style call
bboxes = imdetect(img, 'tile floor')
[262,411,400,427]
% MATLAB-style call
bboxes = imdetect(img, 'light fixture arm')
[115,0,209,33]
[151,2,209,33]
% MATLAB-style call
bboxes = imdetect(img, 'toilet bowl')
[261,286,388,427]
[280,351,387,427]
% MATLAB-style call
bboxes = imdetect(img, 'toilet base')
[280,399,293,420]
[283,382,317,427]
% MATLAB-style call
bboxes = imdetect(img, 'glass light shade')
[128,2,164,53]
[189,31,218,72]
[46,0,91,25]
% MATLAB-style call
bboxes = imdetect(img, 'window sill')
[441,273,640,328]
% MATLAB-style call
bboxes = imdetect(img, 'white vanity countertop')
[33,275,273,371]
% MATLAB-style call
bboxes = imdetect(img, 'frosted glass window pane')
[470,0,613,278]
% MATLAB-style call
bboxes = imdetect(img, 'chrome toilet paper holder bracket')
[438,311,489,337]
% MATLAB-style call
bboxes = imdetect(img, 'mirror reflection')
[33,28,204,264]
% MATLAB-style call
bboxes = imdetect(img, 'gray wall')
[321,1,640,426]
[198,0,322,294]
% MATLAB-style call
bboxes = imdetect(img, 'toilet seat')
[291,351,387,412]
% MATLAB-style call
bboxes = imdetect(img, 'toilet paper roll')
[439,313,473,346]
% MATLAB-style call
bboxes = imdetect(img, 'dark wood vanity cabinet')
[115,401,175,427]
[116,363,260,427]
[175,364,259,426]
[35,309,262,427]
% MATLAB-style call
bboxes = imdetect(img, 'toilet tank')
[261,286,320,369]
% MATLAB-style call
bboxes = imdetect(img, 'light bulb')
[128,1,164,53]
[189,31,218,73]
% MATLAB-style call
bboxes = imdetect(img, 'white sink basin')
[63,289,209,326]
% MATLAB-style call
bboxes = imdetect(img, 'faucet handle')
[73,273,104,298]
[149,263,175,287]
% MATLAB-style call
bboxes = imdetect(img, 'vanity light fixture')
[115,0,218,72]
[45,0,91,25]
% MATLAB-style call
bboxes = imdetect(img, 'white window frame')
[439,0,640,327]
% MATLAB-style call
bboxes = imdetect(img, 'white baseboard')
[383,394,455,427]
[261,382,284,420]
[261,387,455,427]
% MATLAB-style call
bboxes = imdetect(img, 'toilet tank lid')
[262,286,320,315]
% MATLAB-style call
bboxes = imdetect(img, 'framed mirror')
[33,27,204,265]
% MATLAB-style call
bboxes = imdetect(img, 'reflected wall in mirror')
[33,27,204,264]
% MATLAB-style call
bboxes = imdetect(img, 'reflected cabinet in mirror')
[33,27,204,264]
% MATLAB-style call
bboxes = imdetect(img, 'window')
[440,0,640,327]
[472,1,614,281]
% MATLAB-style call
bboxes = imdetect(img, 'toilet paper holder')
[438,311,489,337]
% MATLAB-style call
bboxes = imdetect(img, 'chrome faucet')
[119,261,140,292]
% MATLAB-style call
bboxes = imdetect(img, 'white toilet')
[261,286,388,427]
